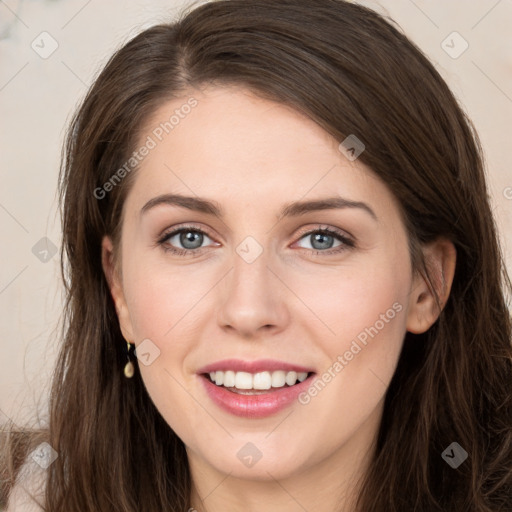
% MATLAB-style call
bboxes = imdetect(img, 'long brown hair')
[2,0,511,510]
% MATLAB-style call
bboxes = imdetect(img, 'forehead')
[124,85,399,222]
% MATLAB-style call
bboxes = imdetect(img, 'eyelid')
[157,223,216,243]
[294,223,354,242]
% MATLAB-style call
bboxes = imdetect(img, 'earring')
[124,340,135,378]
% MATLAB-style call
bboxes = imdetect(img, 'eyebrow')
[140,193,377,221]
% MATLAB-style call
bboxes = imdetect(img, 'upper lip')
[197,358,315,375]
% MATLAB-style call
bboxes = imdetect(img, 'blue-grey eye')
[297,231,343,251]
[176,230,205,249]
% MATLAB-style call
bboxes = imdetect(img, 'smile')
[197,359,316,418]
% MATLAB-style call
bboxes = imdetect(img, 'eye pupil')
[181,231,203,249]
[311,232,333,250]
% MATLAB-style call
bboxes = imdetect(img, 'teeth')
[285,371,297,386]
[271,370,286,388]
[206,370,309,389]
[235,371,253,389]
[297,371,308,382]
[253,371,272,390]
[223,370,235,388]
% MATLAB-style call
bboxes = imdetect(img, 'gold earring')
[124,340,135,378]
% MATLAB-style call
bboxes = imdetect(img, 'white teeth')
[223,370,235,388]
[206,370,310,390]
[285,371,298,386]
[297,372,308,382]
[271,370,286,387]
[235,371,253,389]
[253,371,272,390]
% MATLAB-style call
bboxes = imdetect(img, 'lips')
[196,358,315,375]
[196,359,316,418]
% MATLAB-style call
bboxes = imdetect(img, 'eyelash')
[156,224,355,257]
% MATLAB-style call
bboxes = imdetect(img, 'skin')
[102,85,456,512]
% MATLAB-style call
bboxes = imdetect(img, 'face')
[102,85,444,489]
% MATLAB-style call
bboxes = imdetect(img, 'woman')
[2,0,511,510]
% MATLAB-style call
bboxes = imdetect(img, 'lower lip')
[199,374,315,418]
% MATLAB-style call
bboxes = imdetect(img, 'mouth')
[202,370,313,395]
[197,363,317,418]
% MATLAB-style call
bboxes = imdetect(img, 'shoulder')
[6,454,46,512]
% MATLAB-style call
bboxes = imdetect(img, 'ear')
[101,235,135,343]
[406,237,456,334]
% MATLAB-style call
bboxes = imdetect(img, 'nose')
[216,247,290,338]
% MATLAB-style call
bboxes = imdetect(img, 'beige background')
[1,0,511,426]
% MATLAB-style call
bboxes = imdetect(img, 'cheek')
[121,267,204,430]
[122,256,208,341]
[294,247,411,407]
[296,248,410,351]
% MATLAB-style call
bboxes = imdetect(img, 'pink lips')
[196,358,315,374]
[197,359,316,419]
